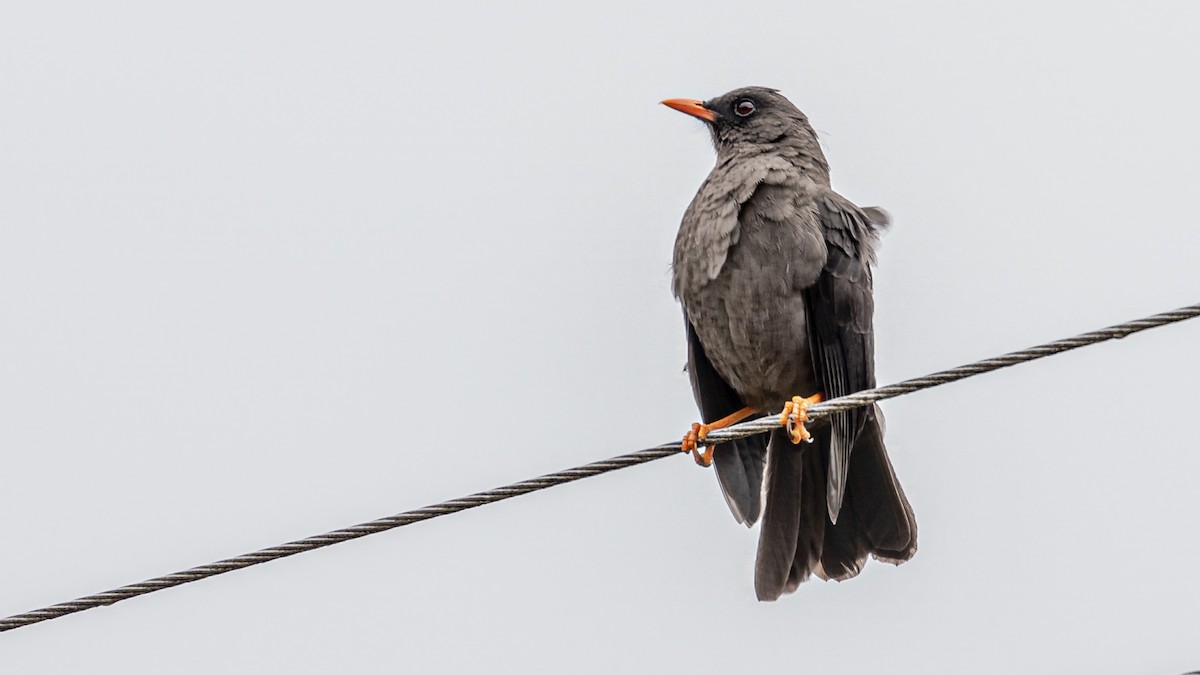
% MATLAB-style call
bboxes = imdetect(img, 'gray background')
[2,2,1198,673]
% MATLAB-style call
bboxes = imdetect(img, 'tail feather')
[786,433,827,593]
[756,427,825,600]
[817,483,871,581]
[849,407,917,562]
[753,405,916,600]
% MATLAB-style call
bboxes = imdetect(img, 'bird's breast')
[681,206,826,410]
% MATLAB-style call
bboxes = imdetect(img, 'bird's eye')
[734,99,756,117]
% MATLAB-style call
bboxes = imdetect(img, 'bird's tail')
[754,405,916,601]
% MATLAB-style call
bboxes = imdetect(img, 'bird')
[662,87,917,601]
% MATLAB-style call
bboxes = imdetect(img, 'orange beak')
[661,98,717,123]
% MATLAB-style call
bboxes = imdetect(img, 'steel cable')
[2,302,1197,633]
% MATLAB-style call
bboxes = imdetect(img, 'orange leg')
[681,406,757,467]
[778,393,824,444]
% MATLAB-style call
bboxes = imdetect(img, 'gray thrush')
[663,87,917,601]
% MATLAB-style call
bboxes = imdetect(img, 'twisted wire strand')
[700,304,1200,444]
[2,303,1197,633]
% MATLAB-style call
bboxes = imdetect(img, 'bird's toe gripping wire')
[681,407,756,467]
[779,393,823,444]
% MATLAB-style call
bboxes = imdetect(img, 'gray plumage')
[668,87,917,600]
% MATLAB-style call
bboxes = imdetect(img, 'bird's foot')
[680,406,756,467]
[779,393,823,444]
[682,423,715,466]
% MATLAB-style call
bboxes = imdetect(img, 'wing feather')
[685,316,769,526]
[803,191,886,521]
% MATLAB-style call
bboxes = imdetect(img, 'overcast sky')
[2,2,1199,673]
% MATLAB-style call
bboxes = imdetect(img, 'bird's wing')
[685,314,769,526]
[802,189,887,521]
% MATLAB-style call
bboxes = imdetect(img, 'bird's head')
[662,87,823,162]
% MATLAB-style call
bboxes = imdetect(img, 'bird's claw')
[680,406,756,468]
[778,393,823,444]
[682,422,715,466]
